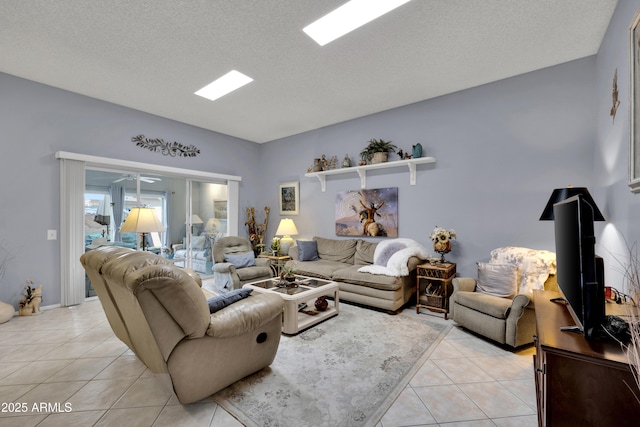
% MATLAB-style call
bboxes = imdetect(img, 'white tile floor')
[0,300,538,426]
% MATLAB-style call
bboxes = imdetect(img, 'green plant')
[359,138,397,162]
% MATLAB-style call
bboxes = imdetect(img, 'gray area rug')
[213,303,451,427]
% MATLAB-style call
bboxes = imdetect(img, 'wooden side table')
[258,254,292,276]
[416,262,456,319]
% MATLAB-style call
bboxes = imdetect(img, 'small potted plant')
[359,138,397,164]
[281,261,298,282]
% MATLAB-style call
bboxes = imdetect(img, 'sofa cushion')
[475,262,518,298]
[223,251,256,268]
[294,260,349,281]
[207,288,253,313]
[332,265,402,291]
[454,291,513,319]
[314,236,357,264]
[191,235,206,250]
[296,240,319,261]
[354,240,377,265]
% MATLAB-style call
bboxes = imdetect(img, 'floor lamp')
[120,207,165,251]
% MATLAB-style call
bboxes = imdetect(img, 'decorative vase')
[412,143,423,158]
[342,154,351,168]
[313,158,322,172]
[371,152,388,164]
[315,296,329,311]
[433,240,451,263]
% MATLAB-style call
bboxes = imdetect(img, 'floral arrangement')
[19,280,39,308]
[429,226,456,244]
[619,244,640,400]
[429,226,456,262]
[271,237,281,255]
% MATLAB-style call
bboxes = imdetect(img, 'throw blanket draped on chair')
[358,238,429,277]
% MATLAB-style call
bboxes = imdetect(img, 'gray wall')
[260,57,598,278]
[4,0,640,308]
[594,0,640,289]
[0,73,263,306]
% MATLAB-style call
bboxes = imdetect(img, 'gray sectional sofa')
[288,236,426,313]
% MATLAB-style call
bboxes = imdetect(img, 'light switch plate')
[47,230,57,240]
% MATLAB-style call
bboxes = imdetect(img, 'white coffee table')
[243,275,339,334]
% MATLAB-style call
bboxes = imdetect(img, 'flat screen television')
[553,194,605,339]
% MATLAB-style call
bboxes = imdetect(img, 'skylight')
[195,70,254,102]
[303,0,413,46]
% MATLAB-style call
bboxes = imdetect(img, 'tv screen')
[553,194,605,339]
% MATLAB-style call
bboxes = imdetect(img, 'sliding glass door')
[84,169,230,297]
[59,151,241,305]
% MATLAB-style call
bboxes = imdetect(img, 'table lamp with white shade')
[120,207,165,251]
[275,218,298,257]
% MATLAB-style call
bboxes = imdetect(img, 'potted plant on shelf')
[359,138,397,164]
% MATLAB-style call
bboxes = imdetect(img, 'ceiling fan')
[112,174,161,184]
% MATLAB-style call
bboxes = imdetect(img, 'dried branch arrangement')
[132,134,200,157]
[245,207,269,254]
[622,244,640,398]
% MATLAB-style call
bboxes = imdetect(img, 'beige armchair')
[80,246,283,404]
[449,247,557,348]
[212,236,273,291]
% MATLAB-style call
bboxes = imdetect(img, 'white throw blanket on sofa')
[358,238,429,277]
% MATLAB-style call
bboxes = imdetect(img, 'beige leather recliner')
[213,236,273,291]
[449,247,557,348]
[80,246,283,404]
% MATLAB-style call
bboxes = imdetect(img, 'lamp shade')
[187,214,203,225]
[120,207,166,233]
[275,218,299,236]
[539,187,605,221]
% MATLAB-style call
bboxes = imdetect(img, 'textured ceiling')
[0,0,617,143]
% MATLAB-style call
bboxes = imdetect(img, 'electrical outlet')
[47,230,57,240]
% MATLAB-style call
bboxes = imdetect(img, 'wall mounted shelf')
[305,157,436,192]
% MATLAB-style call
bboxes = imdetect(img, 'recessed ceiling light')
[195,70,253,102]
[303,0,413,46]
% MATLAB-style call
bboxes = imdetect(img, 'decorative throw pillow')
[207,288,253,313]
[374,242,407,266]
[223,251,256,268]
[475,262,518,298]
[191,235,206,250]
[297,240,319,261]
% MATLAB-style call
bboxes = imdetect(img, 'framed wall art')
[335,187,398,237]
[279,182,299,215]
[630,10,640,192]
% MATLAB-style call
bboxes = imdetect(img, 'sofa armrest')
[452,277,477,293]
[507,294,531,319]
[206,293,284,338]
[406,255,426,271]
[288,245,299,260]
[255,257,271,268]
[213,262,236,275]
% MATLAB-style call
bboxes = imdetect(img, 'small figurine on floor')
[31,285,43,314]
[18,281,43,316]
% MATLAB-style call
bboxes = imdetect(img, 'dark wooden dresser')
[533,290,640,426]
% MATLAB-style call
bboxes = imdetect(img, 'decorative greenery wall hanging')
[132,134,200,157]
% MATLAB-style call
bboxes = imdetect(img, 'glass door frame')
[58,151,241,306]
